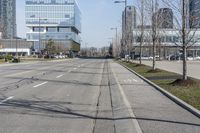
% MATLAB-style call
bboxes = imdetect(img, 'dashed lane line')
[56,74,64,79]
[0,96,14,104]
[33,82,48,88]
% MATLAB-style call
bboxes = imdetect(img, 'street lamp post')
[114,0,127,57]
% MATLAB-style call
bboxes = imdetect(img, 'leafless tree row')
[134,0,199,80]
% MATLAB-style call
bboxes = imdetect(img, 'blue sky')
[16,0,135,48]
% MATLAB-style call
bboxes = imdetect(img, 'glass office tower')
[25,0,81,52]
[0,0,16,39]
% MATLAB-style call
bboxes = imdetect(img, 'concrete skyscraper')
[0,0,17,39]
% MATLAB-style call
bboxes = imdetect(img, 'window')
[47,27,57,32]
[59,28,70,32]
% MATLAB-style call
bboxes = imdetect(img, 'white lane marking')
[78,65,81,68]
[33,82,48,88]
[128,79,132,82]
[132,79,138,82]
[73,68,77,70]
[111,68,143,133]
[68,70,71,73]
[56,74,64,79]
[0,96,14,104]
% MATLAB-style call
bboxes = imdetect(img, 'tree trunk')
[183,46,187,80]
[139,41,142,65]
[152,39,156,70]
[139,0,144,65]
[182,0,188,80]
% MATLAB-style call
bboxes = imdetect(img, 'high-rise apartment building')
[0,0,16,39]
[25,0,81,52]
[190,0,200,28]
[122,6,136,35]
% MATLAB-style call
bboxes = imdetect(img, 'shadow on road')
[0,98,200,127]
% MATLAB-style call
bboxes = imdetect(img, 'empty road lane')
[0,59,199,133]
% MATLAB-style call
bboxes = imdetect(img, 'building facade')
[132,29,200,58]
[25,0,81,53]
[0,0,17,39]
[190,0,200,28]
[0,39,34,56]
[121,6,137,57]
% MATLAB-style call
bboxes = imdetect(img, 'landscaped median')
[118,60,200,111]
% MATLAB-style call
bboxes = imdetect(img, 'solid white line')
[111,68,143,133]
[0,96,14,104]
[33,82,48,88]
[56,74,64,79]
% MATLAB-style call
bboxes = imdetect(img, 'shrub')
[5,55,13,61]
[12,58,20,63]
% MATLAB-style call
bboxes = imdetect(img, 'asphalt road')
[132,60,200,79]
[0,59,199,133]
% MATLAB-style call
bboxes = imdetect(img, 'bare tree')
[162,0,199,80]
[143,0,160,70]
[135,0,145,64]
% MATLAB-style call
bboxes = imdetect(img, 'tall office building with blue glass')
[25,0,81,53]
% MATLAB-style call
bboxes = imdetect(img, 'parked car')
[187,56,194,61]
[195,56,200,60]
[167,54,183,61]
[125,55,130,60]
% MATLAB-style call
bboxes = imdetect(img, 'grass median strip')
[118,60,200,111]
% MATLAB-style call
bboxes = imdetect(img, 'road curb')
[119,62,200,118]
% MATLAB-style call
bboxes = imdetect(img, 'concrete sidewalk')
[110,61,200,133]
[131,60,200,79]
